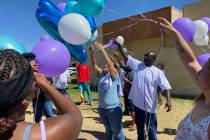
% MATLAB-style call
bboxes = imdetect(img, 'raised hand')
[34,73,49,88]
[89,45,94,53]
[158,17,178,36]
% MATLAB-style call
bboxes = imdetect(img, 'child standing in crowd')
[89,42,125,140]
[54,69,71,97]
[76,63,93,105]
[22,53,54,122]
[114,52,136,131]
[32,77,54,122]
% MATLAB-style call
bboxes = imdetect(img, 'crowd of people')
[0,17,210,140]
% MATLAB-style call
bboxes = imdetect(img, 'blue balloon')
[0,35,28,53]
[36,1,88,63]
[78,0,104,16]
[65,0,80,14]
[65,44,87,64]
[85,16,97,34]
[39,0,63,17]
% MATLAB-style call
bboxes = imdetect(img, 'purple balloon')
[32,39,71,77]
[173,17,195,42]
[106,40,118,49]
[56,2,66,12]
[197,53,210,67]
[201,17,210,32]
[40,35,50,41]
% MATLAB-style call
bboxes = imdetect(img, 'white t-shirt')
[54,70,69,89]
[127,55,171,113]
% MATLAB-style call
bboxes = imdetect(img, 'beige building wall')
[184,0,210,20]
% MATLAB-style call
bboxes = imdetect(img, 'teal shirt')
[98,72,120,109]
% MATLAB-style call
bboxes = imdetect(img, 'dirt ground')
[26,96,193,140]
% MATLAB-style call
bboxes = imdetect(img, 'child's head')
[0,49,34,137]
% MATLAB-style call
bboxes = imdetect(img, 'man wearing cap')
[115,41,172,140]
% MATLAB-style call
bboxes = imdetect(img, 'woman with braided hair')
[0,49,82,140]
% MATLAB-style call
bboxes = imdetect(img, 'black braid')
[0,49,29,80]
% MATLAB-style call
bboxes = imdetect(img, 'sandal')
[128,125,137,131]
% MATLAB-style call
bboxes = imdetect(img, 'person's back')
[127,56,169,113]
[0,50,83,140]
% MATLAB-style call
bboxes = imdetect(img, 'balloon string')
[101,7,165,57]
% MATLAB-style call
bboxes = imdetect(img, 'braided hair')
[0,49,29,80]
[0,49,30,138]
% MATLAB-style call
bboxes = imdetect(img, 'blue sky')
[0,0,200,50]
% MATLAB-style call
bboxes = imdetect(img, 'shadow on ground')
[157,128,177,135]
[80,130,106,140]
[84,116,102,124]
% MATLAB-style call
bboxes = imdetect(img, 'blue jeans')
[98,106,125,140]
[135,106,157,140]
[56,88,68,96]
[33,100,54,122]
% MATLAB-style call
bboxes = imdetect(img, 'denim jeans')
[135,106,157,140]
[33,99,54,122]
[56,88,68,96]
[98,106,125,140]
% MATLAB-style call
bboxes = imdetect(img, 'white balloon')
[122,48,127,53]
[194,20,209,38]
[91,30,98,41]
[58,13,92,45]
[194,35,209,46]
[116,36,124,45]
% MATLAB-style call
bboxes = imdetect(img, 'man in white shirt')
[54,69,71,96]
[115,41,171,140]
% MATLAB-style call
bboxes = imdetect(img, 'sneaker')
[89,101,93,106]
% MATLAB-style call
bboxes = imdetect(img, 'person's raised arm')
[94,42,118,78]
[114,40,128,64]
[33,73,82,140]
[114,52,124,66]
[158,17,202,87]
[89,45,102,76]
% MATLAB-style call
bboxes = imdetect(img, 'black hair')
[0,49,30,138]
[22,52,36,62]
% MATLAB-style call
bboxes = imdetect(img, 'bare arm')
[162,89,171,112]
[89,45,102,76]
[32,74,83,140]
[159,17,202,87]
[94,42,118,78]
[114,52,124,66]
[115,41,128,64]
[124,77,132,85]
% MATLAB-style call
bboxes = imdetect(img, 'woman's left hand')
[94,41,104,50]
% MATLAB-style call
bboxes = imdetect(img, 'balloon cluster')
[173,17,210,46]
[36,0,103,64]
